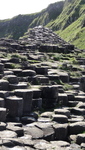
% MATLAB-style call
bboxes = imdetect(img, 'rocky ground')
[0,26,85,149]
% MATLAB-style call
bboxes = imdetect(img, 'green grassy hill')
[0,1,64,39]
[0,0,85,49]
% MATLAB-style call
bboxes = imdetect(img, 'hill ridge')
[0,0,85,49]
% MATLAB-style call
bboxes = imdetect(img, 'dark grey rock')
[14,89,33,114]
[0,108,6,122]
[5,96,23,117]
[68,122,85,135]
[53,123,68,140]
[52,114,68,123]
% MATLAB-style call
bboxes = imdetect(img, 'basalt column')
[14,89,33,115]
[41,85,58,109]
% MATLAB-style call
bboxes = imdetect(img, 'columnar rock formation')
[0,26,84,149]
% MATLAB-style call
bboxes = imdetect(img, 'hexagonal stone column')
[0,108,6,122]
[5,96,23,117]
[14,89,33,114]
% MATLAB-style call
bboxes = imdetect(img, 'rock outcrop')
[0,26,84,149]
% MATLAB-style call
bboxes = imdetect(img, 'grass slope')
[58,0,85,49]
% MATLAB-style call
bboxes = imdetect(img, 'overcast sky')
[0,0,63,20]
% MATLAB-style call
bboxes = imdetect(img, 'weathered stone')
[58,93,68,106]
[33,139,50,150]
[68,122,85,135]
[4,70,14,75]
[5,75,18,84]
[5,96,23,117]
[24,126,44,139]
[42,98,57,109]
[80,76,85,92]
[2,139,15,147]
[7,122,22,127]
[40,111,53,118]
[4,62,15,69]
[50,141,70,147]
[0,63,4,72]
[9,82,27,90]
[21,116,36,124]
[38,117,51,122]
[74,95,85,102]
[0,122,6,131]
[14,89,33,114]
[76,102,85,109]
[21,70,36,77]
[54,108,70,118]
[0,130,17,138]
[0,108,6,122]
[52,114,68,123]
[59,72,69,83]
[81,143,85,149]
[6,125,24,137]
[0,80,9,90]
[35,122,55,141]
[69,143,81,150]
[9,57,20,63]
[32,88,41,99]
[53,123,68,140]
[12,69,22,76]
[68,101,79,107]
[0,91,9,98]
[76,133,85,145]
[41,85,58,99]
[35,66,48,75]
[32,98,42,110]
[0,98,5,107]
[68,116,84,123]
[71,107,85,115]
[37,76,49,84]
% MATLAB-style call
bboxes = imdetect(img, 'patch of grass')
[63,83,73,91]
[70,71,82,77]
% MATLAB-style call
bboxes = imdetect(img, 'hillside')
[0,1,64,39]
[0,0,85,49]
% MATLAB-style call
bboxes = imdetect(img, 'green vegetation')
[63,83,73,91]
[0,0,85,49]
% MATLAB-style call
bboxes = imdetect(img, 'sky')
[0,0,63,20]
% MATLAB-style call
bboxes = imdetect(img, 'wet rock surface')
[0,26,84,149]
